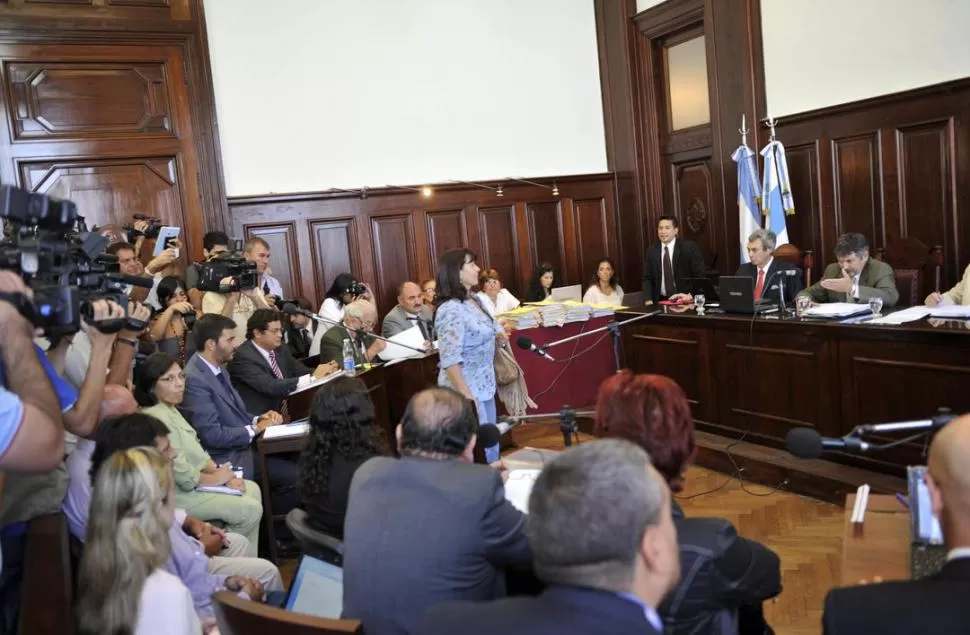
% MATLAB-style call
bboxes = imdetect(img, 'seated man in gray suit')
[418,440,680,635]
[797,232,899,307]
[342,386,532,635]
[382,281,434,343]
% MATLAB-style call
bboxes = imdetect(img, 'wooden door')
[0,43,205,259]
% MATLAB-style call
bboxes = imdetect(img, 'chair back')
[874,238,943,306]
[212,591,362,635]
[286,508,345,564]
[773,243,815,287]
[21,513,74,635]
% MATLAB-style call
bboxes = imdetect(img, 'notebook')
[284,554,344,618]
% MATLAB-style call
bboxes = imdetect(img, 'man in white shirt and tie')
[381,281,434,344]
[797,233,898,307]
[642,216,705,305]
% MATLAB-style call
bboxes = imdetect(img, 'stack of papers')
[928,305,970,318]
[588,303,624,318]
[801,302,871,319]
[504,469,541,514]
[537,303,566,327]
[262,419,310,440]
[499,306,541,330]
[562,300,591,323]
[377,325,427,362]
[868,306,930,325]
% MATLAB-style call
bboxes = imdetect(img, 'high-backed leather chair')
[773,243,815,286]
[212,591,362,635]
[874,238,943,306]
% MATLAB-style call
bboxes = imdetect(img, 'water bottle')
[342,338,356,376]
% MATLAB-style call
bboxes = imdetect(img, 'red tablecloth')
[511,316,617,415]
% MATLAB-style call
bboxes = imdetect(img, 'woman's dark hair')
[526,263,555,302]
[89,413,170,484]
[435,248,477,304]
[325,273,358,305]
[156,276,186,308]
[133,352,180,408]
[298,377,389,502]
[590,257,619,288]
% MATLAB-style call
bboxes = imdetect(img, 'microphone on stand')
[516,336,555,361]
[785,427,870,459]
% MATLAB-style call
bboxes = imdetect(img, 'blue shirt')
[0,344,77,414]
[616,591,664,632]
[436,297,502,402]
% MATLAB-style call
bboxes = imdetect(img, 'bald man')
[822,414,970,635]
[342,387,531,635]
[382,281,434,341]
[319,299,386,367]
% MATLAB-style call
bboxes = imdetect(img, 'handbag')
[494,341,520,386]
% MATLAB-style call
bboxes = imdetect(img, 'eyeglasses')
[158,372,186,384]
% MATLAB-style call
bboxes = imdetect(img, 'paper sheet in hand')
[802,302,871,318]
[928,305,970,318]
[377,325,425,361]
[288,370,343,396]
[262,419,310,440]
[504,469,541,513]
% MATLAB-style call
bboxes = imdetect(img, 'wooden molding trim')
[634,0,703,39]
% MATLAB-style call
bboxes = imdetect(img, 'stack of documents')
[377,325,427,362]
[928,305,970,318]
[801,302,871,319]
[868,306,930,325]
[499,306,541,330]
[588,303,623,318]
[262,419,310,440]
[537,303,567,327]
[562,300,591,323]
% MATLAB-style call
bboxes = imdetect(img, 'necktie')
[301,329,311,352]
[263,279,271,295]
[268,351,289,418]
[754,268,765,300]
[662,245,675,297]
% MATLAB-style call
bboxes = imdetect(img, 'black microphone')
[105,272,155,289]
[516,335,555,361]
[785,427,869,459]
[476,423,502,448]
[282,302,316,320]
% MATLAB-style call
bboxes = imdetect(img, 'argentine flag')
[732,143,762,263]
[760,139,794,247]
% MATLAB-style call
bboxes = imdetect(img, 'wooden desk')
[840,494,909,585]
[620,308,970,475]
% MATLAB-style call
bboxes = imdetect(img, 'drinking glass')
[693,294,706,313]
[868,296,884,317]
[796,295,812,317]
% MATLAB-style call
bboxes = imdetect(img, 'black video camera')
[196,238,257,293]
[123,214,163,243]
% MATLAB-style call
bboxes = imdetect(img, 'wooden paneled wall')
[228,175,618,315]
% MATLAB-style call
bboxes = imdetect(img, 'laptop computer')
[283,553,345,618]
[550,284,582,302]
[719,276,777,314]
[685,277,719,303]
[908,465,947,579]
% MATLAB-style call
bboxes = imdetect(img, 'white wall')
[204,0,607,197]
[762,0,970,118]
[636,0,666,13]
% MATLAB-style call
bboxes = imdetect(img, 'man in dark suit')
[735,228,804,306]
[822,414,970,635]
[180,313,299,522]
[283,298,316,359]
[418,439,680,635]
[642,215,706,304]
[797,232,899,307]
[319,300,386,366]
[228,308,338,415]
[342,387,532,635]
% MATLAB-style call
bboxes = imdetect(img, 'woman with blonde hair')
[76,446,202,635]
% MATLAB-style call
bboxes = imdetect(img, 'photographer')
[186,231,230,310]
[318,272,374,325]
[105,241,149,304]
[143,238,184,311]
[149,277,197,366]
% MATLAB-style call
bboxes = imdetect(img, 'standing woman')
[76,447,202,635]
[525,263,555,302]
[434,249,505,462]
[582,257,624,305]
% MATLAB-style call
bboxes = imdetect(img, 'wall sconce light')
[508,177,560,197]
[552,182,559,196]
[496,185,504,197]
[420,185,433,198]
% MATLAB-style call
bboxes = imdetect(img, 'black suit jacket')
[226,339,313,415]
[734,259,804,306]
[823,557,970,635]
[663,501,781,635]
[643,239,706,303]
[418,585,662,635]
[284,322,314,359]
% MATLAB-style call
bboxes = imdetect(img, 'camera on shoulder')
[196,238,257,293]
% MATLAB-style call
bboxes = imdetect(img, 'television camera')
[196,237,258,293]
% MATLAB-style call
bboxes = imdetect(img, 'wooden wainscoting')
[227,174,622,315]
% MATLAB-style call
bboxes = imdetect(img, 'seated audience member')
[797,232,898,307]
[186,231,231,310]
[382,280,435,341]
[298,377,389,538]
[319,300,386,367]
[418,439,680,635]
[200,240,273,342]
[149,276,197,365]
[476,269,520,317]
[82,413,283,622]
[136,352,263,554]
[822,413,970,635]
[342,387,532,635]
[595,371,782,635]
[181,314,299,532]
[525,263,555,302]
[227,309,337,416]
[583,257,625,305]
[283,297,316,359]
[420,277,437,315]
[76,447,202,635]
[926,263,970,307]
[735,229,803,304]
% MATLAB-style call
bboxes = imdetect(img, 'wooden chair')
[212,591,362,635]
[285,508,344,565]
[773,243,815,287]
[874,238,943,306]
[20,513,74,635]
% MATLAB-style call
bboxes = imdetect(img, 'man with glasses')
[227,309,337,416]
[319,300,386,367]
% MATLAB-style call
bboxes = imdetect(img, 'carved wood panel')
[425,209,467,272]
[478,205,521,297]
[526,200,566,284]
[6,61,173,140]
[371,214,416,314]
[669,157,717,268]
[244,223,299,301]
[895,120,953,251]
[832,133,882,246]
[310,218,359,305]
[573,197,612,287]
[784,142,821,274]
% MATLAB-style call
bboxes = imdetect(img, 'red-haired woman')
[595,371,782,635]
